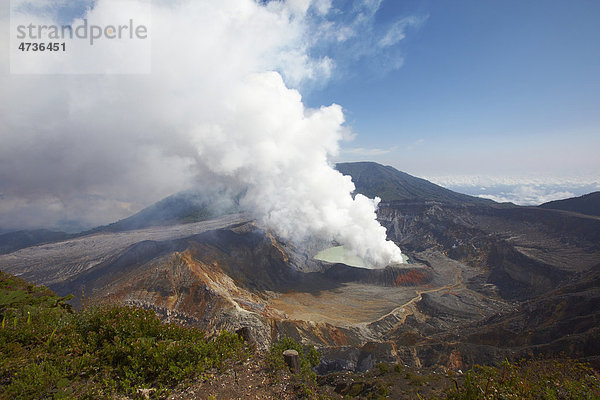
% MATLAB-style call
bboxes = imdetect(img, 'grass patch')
[0,270,246,399]
[376,362,388,375]
[446,358,600,400]
[406,371,430,386]
[266,336,321,398]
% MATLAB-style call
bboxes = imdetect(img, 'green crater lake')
[314,245,408,268]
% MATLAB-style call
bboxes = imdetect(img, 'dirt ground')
[167,358,460,400]
[167,359,303,400]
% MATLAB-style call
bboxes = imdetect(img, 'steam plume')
[0,0,403,267]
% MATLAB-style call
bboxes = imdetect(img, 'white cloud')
[0,0,406,267]
[406,138,425,151]
[312,0,333,16]
[379,16,427,48]
[425,175,599,206]
[342,147,396,156]
[426,175,600,188]
[306,0,427,76]
[477,187,576,206]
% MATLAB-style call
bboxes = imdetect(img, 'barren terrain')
[2,164,599,371]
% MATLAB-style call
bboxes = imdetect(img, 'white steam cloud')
[0,0,404,267]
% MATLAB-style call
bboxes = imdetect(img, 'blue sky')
[2,0,599,233]
[305,0,600,183]
[11,0,600,183]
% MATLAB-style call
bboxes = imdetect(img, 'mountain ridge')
[336,162,492,204]
[1,161,479,253]
[0,229,72,255]
[84,190,239,234]
[105,162,493,234]
[2,162,600,371]
[539,191,600,217]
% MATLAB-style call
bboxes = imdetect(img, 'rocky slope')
[336,162,491,204]
[1,162,599,372]
[539,191,600,217]
[0,229,72,255]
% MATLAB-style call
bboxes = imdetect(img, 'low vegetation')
[266,336,322,398]
[446,358,600,400]
[0,270,246,399]
[2,270,599,399]
[318,359,600,399]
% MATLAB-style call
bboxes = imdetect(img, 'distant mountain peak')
[335,162,491,204]
[85,190,240,234]
[539,191,600,217]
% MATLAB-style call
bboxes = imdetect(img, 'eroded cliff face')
[2,201,600,371]
[42,221,446,356]
[378,201,600,300]
[373,200,600,369]
[7,220,512,370]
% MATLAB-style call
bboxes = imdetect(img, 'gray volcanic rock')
[539,191,600,217]
[336,162,490,204]
[0,214,250,286]
[85,190,241,234]
[378,201,600,300]
[0,229,72,255]
[2,162,600,372]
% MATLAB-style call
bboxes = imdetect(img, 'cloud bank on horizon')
[427,176,600,206]
[0,0,421,267]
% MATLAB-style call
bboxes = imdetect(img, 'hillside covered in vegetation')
[1,270,599,399]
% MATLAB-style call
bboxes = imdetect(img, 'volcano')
[2,162,599,371]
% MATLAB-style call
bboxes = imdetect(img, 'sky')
[306,1,600,182]
[301,0,600,204]
[1,0,599,234]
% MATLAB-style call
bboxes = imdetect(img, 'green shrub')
[347,382,365,396]
[266,336,321,398]
[446,358,600,400]
[0,270,72,313]
[266,336,321,375]
[0,270,246,399]
[376,362,388,374]
[405,371,430,386]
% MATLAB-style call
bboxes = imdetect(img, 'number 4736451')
[18,42,66,52]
